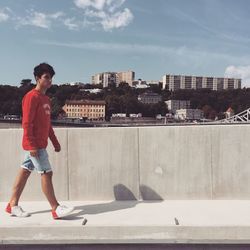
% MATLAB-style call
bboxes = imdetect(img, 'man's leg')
[9,168,31,207]
[41,171,59,211]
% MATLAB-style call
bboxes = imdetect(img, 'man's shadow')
[30,184,163,220]
[61,184,164,220]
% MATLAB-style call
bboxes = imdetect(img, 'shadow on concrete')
[139,184,164,200]
[30,209,51,215]
[29,184,163,220]
[65,184,163,220]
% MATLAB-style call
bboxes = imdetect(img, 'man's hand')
[55,144,61,152]
[30,149,38,158]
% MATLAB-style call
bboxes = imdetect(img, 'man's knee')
[41,170,53,177]
[21,168,31,176]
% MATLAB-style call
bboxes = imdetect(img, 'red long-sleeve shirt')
[22,88,60,150]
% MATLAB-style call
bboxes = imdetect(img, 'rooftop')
[64,99,106,105]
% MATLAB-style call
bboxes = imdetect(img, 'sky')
[0,0,250,86]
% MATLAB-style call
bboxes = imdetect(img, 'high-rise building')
[162,74,241,91]
[92,71,135,87]
[117,71,135,86]
[92,72,117,88]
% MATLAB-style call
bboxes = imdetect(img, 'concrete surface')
[2,200,250,245]
[68,127,139,200]
[211,125,250,198]
[2,125,250,247]
[2,125,250,201]
[139,126,212,199]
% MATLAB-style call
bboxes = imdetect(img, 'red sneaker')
[52,205,74,219]
[5,203,30,217]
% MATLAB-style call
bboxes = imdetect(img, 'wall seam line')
[210,126,214,199]
[67,128,70,201]
[137,127,141,201]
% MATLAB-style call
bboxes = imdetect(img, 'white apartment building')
[165,100,191,114]
[92,72,117,88]
[92,71,135,87]
[175,109,204,121]
[162,74,241,91]
[117,71,135,86]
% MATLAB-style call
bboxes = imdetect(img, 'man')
[5,63,74,219]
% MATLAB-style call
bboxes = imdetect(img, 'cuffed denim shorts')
[21,148,52,174]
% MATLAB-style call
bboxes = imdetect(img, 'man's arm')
[22,94,39,150]
[49,123,60,151]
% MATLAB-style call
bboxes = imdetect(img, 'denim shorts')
[21,148,52,174]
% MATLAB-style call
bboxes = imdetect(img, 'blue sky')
[1,0,250,86]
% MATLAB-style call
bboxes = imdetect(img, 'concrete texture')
[139,126,212,199]
[1,125,250,201]
[211,125,250,199]
[2,200,250,244]
[68,127,139,200]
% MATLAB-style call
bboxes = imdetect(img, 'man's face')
[37,73,52,89]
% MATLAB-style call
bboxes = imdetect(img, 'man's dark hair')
[33,62,55,79]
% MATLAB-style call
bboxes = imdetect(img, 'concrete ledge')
[3,226,250,245]
[2,200,250,245]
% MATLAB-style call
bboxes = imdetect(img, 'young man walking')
[5,63,74,219]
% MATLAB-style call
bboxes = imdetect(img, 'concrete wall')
[0,125,250,201]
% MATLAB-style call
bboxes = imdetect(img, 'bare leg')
[41,171,59,211]
[9,168,31,207]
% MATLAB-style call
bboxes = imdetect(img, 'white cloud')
[35,40,179,54]
[225,65,250,85]
[74,0,125,11]
[74,0,107,10]
[0,1,133,31]
[74,0,133,31]
[0,12,9,22]
[35,40,250,73]
[0,7,11,22]
[50,11,64,19]
[100,8,133,31]
[107,0,126,13]
[63,18,79,30]
[18,10,64,29]
[33,40,227,59]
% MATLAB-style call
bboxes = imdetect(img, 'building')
[92,70,135,87]
[92,72,117,88]
[117,71,135,86]
[92,73,102,85]
[147,80,162,86]
[175,109,204,121]
[165,99,191,114]
[138,91,162,104]
[68,82,85,86]
[132,79,149,89]
[162,74,242,91]
[111,113,127,118]
[62,99,106,121]
[80,88,102,94]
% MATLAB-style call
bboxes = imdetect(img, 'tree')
[20,79,32,86]
[50,97,62,119]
